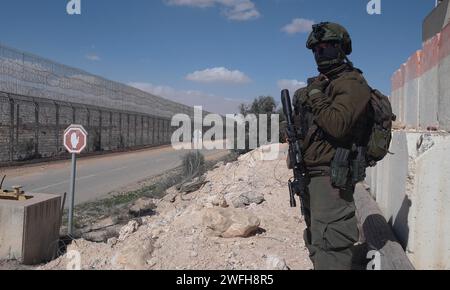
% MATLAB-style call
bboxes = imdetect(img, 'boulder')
[203,208,260,238]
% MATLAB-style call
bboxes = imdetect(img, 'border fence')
[0,44,197,164]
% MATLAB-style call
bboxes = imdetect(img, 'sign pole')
[64,124,88,237]
[68,152,77,236]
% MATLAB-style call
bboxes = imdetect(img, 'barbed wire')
[0,44,195,118]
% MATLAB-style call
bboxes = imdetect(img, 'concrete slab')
[366,131,450,269]
[0,193,61,265]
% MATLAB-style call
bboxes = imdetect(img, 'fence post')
[8,96,14,162]
[34,101,39,157]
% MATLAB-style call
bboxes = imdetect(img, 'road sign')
[63,124,88,236]
[64,125,88,154]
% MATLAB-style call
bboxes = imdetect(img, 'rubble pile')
[41,145,313,270]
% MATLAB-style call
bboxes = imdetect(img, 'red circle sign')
[64,125,88,154]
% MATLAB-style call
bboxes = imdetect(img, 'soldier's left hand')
[307,75,330,98]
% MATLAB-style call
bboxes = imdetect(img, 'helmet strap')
[337,45,354,68]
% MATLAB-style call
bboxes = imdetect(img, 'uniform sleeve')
[308,77,371,139]
[293,88,309,110]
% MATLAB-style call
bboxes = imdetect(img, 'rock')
[82,224,122,243]
[232,195,249,208]
[178,176,207,193]
[76,217,115,235]
[163,186,179,203]
[247,192,265,204]
[111,239,154,270]
[232,192,265,208]
[214,161,224,168]
[92,217,118,230]
[265,255,289,270]
[82,230,110,243]
[118,220,140,241]
[107,237,118,247]
[129,198,156,217]
[202,208,260,238]
[211,195,229,208]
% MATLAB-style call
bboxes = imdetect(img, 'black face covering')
[313,43,345,73]
[314,45,339,63]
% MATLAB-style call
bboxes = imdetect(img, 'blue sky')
[0,0,435,114]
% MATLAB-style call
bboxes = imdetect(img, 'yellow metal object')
[0,180,32,201]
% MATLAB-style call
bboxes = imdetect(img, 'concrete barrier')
[391,23,450,131]
[372,3,450,270]
[419,35,440,129]
[366,131,450,269]
[438,25,450,129]
[404,52,421,129]
[0,193,61,265]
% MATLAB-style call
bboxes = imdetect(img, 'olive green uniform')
[293,64,372,270]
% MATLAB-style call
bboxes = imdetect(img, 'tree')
[248,96,277,115]
[234,96,281,154]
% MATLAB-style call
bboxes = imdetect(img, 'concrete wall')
[368,10,450,270]
[391,23,450,131]
[423,0,450,42]
[366,131,450,270]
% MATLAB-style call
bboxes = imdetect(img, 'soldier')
[291,22,373,270]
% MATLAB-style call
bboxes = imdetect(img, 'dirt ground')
[22,145,313,270]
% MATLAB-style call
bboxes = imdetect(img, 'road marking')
[31,174,97,192]
[105,165,129,173]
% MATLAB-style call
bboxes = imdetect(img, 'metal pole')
[68,153,77,236]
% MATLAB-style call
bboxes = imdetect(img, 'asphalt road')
[0,145,229,206]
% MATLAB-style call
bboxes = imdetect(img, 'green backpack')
[366,89,397,166]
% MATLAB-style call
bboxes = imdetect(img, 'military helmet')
[306,22,352,55]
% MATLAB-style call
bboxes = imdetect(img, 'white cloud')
[186,67,251,84]
[85,53,101,61]
[128,82,242,114]
[277,79,306,95]
[165,0,260,21]
[282,18,315,35]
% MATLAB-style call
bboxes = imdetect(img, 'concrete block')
[366,131,450,269]
[419,67,439,129]
[404,53,421,129]
[438,54,450,130]
[390,88,401,124]
[0,193,61,265]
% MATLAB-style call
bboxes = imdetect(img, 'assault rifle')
[281,89,309,216]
